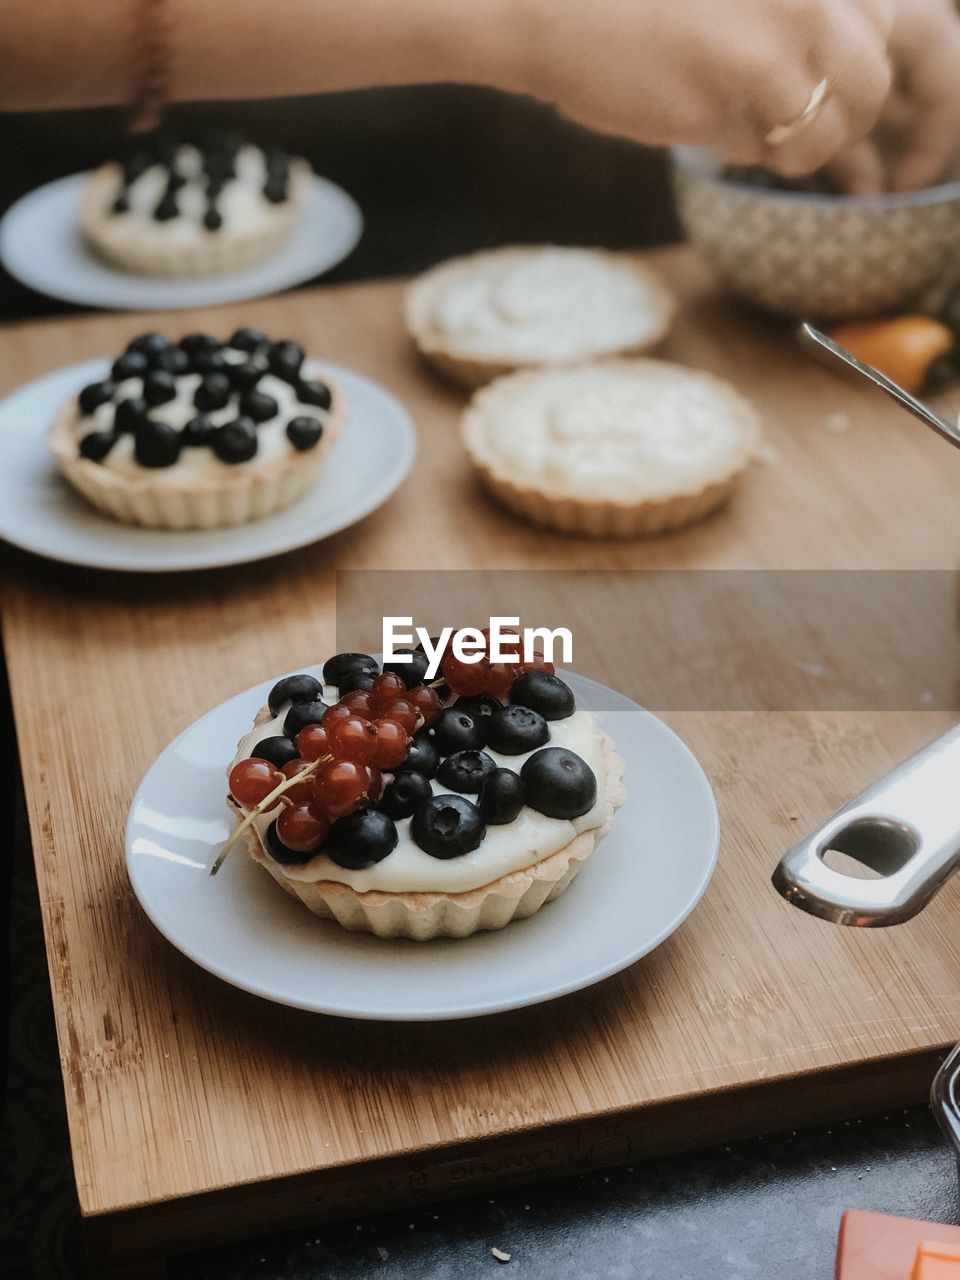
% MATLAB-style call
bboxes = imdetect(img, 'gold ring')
[764,78,830,148]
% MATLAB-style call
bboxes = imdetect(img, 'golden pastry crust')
[231,726,625,941]
[461,359,761,538]
[80,158,312,278]
[405,247,675,389]
[48,377,345,530]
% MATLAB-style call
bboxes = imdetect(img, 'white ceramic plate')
[0,358,415,572]
[0,172,362,310]
[126,670,719,1021]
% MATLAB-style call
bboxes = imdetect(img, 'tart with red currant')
[49,329,345,529]
[222,635,625,940]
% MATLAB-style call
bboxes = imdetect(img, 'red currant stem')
[211,753,332,876]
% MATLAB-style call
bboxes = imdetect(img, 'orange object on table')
[836,1212,960,1279]
[826,316,954,394]
[911,1241,960,1279]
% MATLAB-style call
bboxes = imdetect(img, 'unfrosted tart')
[462,358,761,537]
[404,246,674,387]
[81,133,311,277]
[225,661,625,941]
[49,330,344,529]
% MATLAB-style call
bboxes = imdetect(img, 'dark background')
[1,88,956,1280]
[0,86,679,322]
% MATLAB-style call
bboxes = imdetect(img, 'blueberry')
[286,417,323,451]
[437,750,497,794]
[282,699,329,738]
[325,809,398,870]
[152,346,190,375]
[477,768,526,825]
[229,327,269,353]
[143,369,177,407]
[338,670,376,695]
[212,417,258,464]
[485,705,549,755]
[268,340,305,382]
[111,351,149,382]
[520,748,597,819]
[403,733,440,779]
[193,372,232,412]
[114,396,148,433]
[190,349,230,376]
[251,735,299,768]
[227,358,267,390]
[322,652,379,687]
[378,770,433,820]
[296,379,332,410]
[427,708,485,756]
[78,430,117,462]
[134,420,182,468]
[78,380,116,415]
[111,194,130,214]
[264,818,314,867]
[240,389,278,423]
[153,194,179,221]
[510,671,576,721]
[268,673,324,716]
[182,414,215,446]
[383,649,430,689]
[263,178,289,204]
[179,334,221,356]
[203,208,223,231]
[411,794,485,859]
[454,694,502,732]
[265,147,289,171]
[127,333,169,356]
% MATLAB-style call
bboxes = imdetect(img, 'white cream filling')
[232,684,610,894]
[424,248,665,361]
[102,144,304,244]
[471,363,754,502]
[69,354,329,481]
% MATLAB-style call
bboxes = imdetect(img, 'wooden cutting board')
[3,247,960,1276]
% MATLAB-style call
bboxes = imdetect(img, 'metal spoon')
[800,322,960,451]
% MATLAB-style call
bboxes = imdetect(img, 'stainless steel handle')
[801,323,960,451]
[772,725,960,926]
[933,1042,960,1164]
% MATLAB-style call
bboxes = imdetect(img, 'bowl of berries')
[671,145,960,320]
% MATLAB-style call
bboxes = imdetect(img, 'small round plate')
[0,358,415,572]
[0,172,362,310]
[126,670,719,1021]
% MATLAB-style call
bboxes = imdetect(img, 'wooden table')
[4,247,960,1276]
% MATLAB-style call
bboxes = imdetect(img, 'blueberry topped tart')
[80,132,312,277]
[49,330,344,529]
[220,634,625,940]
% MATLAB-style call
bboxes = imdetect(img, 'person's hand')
[884,0,960,190]
[508,0,894,181]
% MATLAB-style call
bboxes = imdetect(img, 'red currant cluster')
[440,629,556,699]
[227,673,442,856]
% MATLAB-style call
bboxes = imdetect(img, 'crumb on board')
[824,411,850,433]
[754,441,780,465]
[492,1247,512,1263]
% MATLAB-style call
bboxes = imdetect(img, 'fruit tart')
[81,132,312,277]
[222,639,625,940]
[404,246,674,387]
[49,329,345,529]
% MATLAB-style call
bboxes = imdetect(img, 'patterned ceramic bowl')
[671,145,960,320]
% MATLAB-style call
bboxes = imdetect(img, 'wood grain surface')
[4,247,960,1262]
